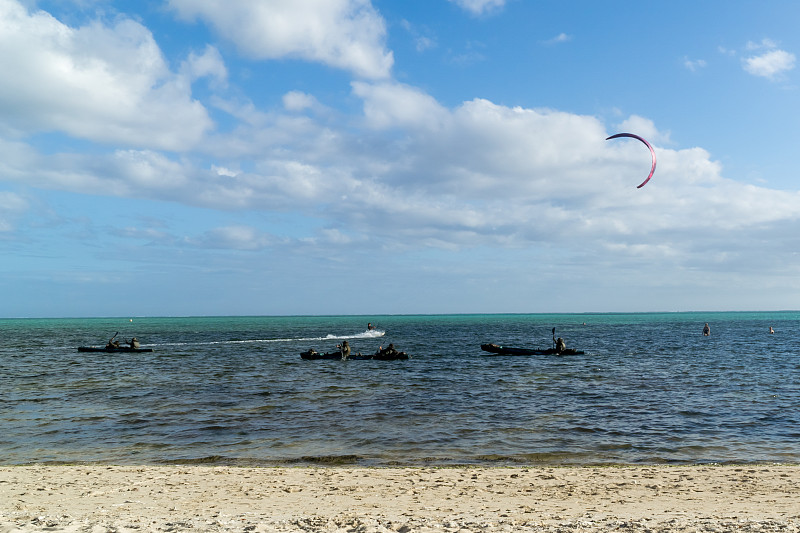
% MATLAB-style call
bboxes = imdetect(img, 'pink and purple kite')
[606,133,656,188]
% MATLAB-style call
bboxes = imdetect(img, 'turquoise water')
[2,312,799,466]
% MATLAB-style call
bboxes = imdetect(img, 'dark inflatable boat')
[480,343,584,356]
[78,346,154,353]
[301,349,408,360]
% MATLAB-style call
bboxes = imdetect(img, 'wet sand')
[2,464,799,532]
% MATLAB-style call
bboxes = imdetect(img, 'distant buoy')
[129,319,133,322]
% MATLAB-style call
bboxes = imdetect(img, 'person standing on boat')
[550,327,566,354]
[367,323,376,331]
[555,337,566,354]
[703,323,710,336]
[337,340,351,359]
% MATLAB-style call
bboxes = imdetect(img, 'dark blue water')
[2,312,799,466]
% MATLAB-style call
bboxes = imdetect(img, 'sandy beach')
[2,465,799,532]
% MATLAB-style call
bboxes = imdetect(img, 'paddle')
[552,327,556,350]
[105,331,119,348]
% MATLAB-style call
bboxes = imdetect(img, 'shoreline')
[3,464,800,532]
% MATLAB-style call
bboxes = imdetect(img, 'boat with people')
[78,346,154,353]
[481,327,584,356]
[78,332,151,353]
[301,344,408,361]
[480,343,584,356]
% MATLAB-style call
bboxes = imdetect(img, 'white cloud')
[0,190,28,232]
[614,115,669,144]
[683,57,707,72]
[400,19,437,52]
[449,0,505,16]
[282,91,319,112]
[111,150,191,192]
[352,81,448,130]
[743,49,796,79]
[414,36,436,52]
[0,0,213,150]
[0,191,26,211]
[742,39,795,80]
[746,38,778,51]
[181,44,227,86]
[212,165,238,177]
[195,225,276,250]
[447,43,487,67]
[543,33,572,46]
[168,0,393,79]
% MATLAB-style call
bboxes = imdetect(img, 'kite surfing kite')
[606,132,656,188]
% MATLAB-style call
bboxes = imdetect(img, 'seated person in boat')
[377,343,397,356]
[106,336,120,348]
[367,323,376,330]
[128,337,140,349]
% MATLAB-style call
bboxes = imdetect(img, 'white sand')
[2,464,800,532]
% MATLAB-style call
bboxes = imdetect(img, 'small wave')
[161,455,227,465]
[287,455,362,465]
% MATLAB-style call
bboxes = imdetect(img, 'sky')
[2,0,800,317]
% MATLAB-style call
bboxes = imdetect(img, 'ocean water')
[1,312,799,466]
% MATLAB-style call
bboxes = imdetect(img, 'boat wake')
[155,329,386,347]
[325,329,386,340]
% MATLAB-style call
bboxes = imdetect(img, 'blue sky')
[2,0,800,317]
